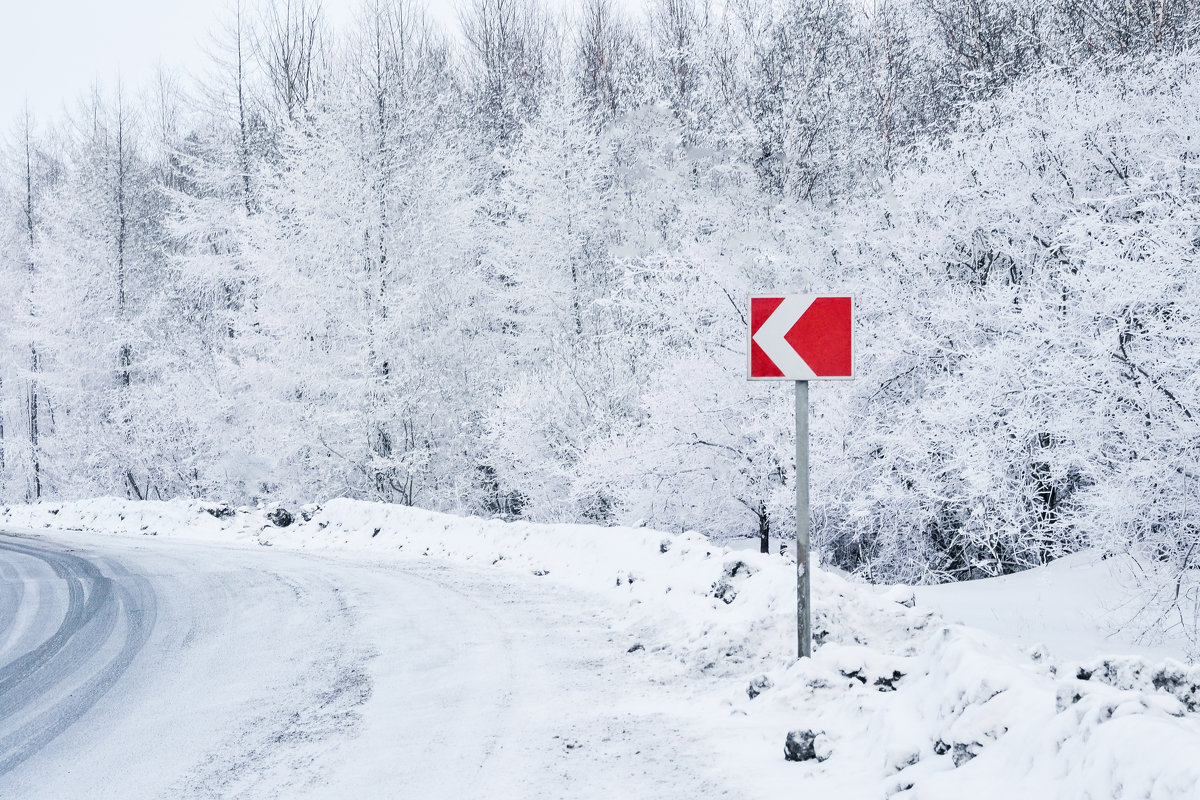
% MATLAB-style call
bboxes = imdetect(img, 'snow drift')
[3,498,1199,799]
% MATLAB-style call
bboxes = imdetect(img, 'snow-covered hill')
[3,498,1199,799]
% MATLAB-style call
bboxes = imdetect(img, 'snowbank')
[915,550,1195,664]
[3,498,1199,799]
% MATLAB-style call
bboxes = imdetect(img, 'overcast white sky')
[0,0,476,130]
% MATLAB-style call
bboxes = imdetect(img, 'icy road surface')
[0,529,735,799]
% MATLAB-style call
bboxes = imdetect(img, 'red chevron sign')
[748,296,853,380]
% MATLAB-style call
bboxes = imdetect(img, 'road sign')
[748,296,853,380]
[746,294,854,660]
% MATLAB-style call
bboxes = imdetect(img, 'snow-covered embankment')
[3,498,1199,799]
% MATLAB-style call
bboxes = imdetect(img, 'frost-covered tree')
[0,110,58,500]
[1,0,1198,648]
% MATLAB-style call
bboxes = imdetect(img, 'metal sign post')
[747,295,853,661]
[795,379,811,658]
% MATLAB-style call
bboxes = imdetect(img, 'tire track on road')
[0,533,157,775]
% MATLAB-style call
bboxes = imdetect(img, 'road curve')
[0,528,736,799]
[0,533,155,774]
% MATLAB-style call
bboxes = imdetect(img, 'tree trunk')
[126,470,144,501]
[115,89,131,388]
[28,350,41,500]
[759,500,770,554]
[23,111,42,500]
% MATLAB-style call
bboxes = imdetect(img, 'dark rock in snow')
[874,670,906,691]
[712,559,755,604]
[784,730,829,762]
[266,507,294,527]
[933,740,951,755]
[712,580,737,604]
[726,560,754,578]
[203,503,235,519]
[1071,657,1200,713]
[1056,684,1087,711]
[952,742,980,767]
[747,674,774,699]
[840,669,868,685]
[627,643,644,653]
[1151,666,1200,712]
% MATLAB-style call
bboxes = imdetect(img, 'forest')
[1,0,1198,623]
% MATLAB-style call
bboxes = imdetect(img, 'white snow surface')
[3,497,1200,799]
[913,550,1194,664]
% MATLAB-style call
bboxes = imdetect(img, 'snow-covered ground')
[914,550,1193,664]
[2,498,1199,799]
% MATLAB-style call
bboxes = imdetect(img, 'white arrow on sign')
[751,296,819,380]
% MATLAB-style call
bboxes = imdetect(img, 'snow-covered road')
[0,529,735,799]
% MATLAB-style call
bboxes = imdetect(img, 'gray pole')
[795,379,811,659]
